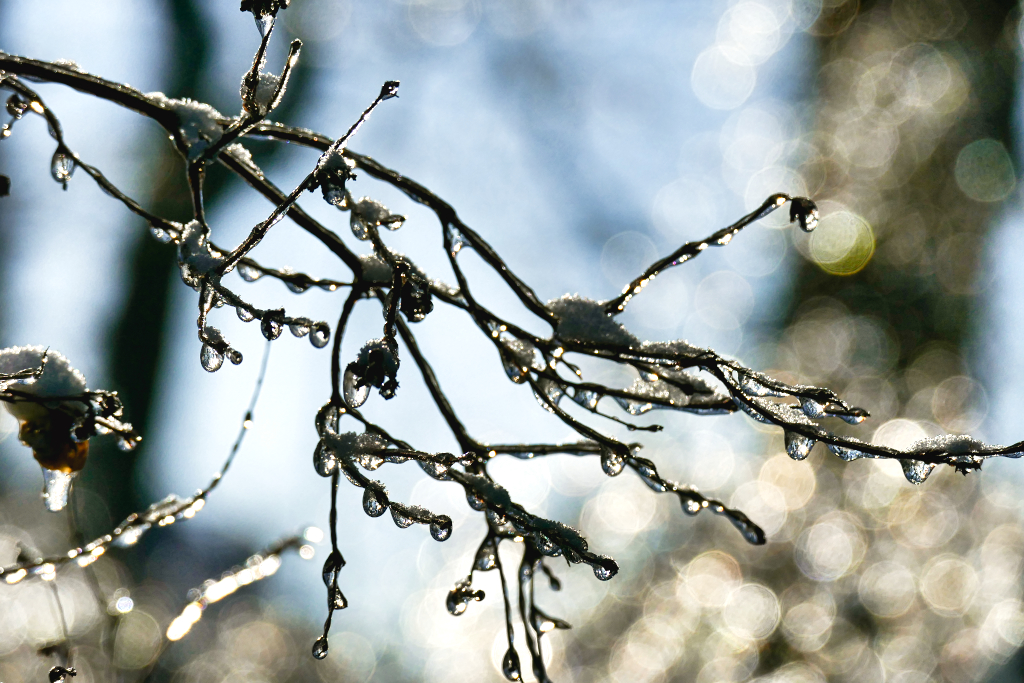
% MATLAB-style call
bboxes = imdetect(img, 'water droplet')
[475,538,498,571]
[486,509,507,526]
[681,497,702,515]
[322,550,345,588]
[311,636,328,660]
[310,322,330,348]
[900,459,935,485]
[286,280,310,294]
[330,586,348,610]
[430,516,453,541]
[391,505,414,528]
[446,224,466,257]
[150,226,171,243]
[503,358,527,383]
[533,534,559,556]
[238,261,262,282]
[615,396,653,415]
[6,93,29,119]
[466,491,486,511]
[572,388,600,411]
[800,398,825,418]
[261,316,283,340]
[600,447,625,477]
[784,431,815,461]
[343,367,369,407]
[350,214,371,240]
[50,149,74,187]
[592,559,618,581]
[313,441,336,477]
[118,435,140,452]
[256,12,275,37]
[226,348,243,365]
[418,459,449,479]
[362,487,388,517]
[289,318,311,337]
[446,580,484,615]
[236,306,255,322]
[789,196,818,232]
[827,443,863,461]
[41,469,75,512]
[501,647,522,681]
[315,403,340,436]
[200,344,223,372]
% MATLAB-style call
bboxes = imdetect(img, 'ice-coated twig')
[165,531,316,642]
[604,193,818,314]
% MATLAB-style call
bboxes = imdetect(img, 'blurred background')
[2,0,1024,681]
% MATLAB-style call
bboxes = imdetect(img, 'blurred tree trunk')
[83,0,213,527]
[785,0,1018,385]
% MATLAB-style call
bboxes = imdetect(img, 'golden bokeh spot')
[809,210,875,275]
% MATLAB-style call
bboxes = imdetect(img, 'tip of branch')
[381,81,400,101]
[789,196,819,232]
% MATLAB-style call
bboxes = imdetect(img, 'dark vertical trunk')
[787,0,1017,374]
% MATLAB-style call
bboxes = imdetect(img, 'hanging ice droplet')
[226,348,243,365]
[827,443,863,461]
[150,226,171,243]
[313,441,336,477]
[680,497,702,515]
[600,447,625,477]
[501,648,522,681]
[311,636,328,660]
[256,12,275,37]
[42,469,76,512]
[200,344,224,372]
[446,582,484,615]
[6,93,29,119]
[800,398,825,418]
[784,431,815,461]
[330,586,348,610]
[50,149,75,187]
[289,318,311,337]
[261,317,283,340]
[474,539,497,571]
[237,261,262,282]
[322,550,345,588]
[391,505,414,528]
[900,459,935,485]
[309,322,331,349]
[236,306,255,322]
[430,516,453,542]
[592,560,618,581]
[446,224,466,257]
[573,388,600,411]
[362,487,388,517]
[343,367,369,407]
